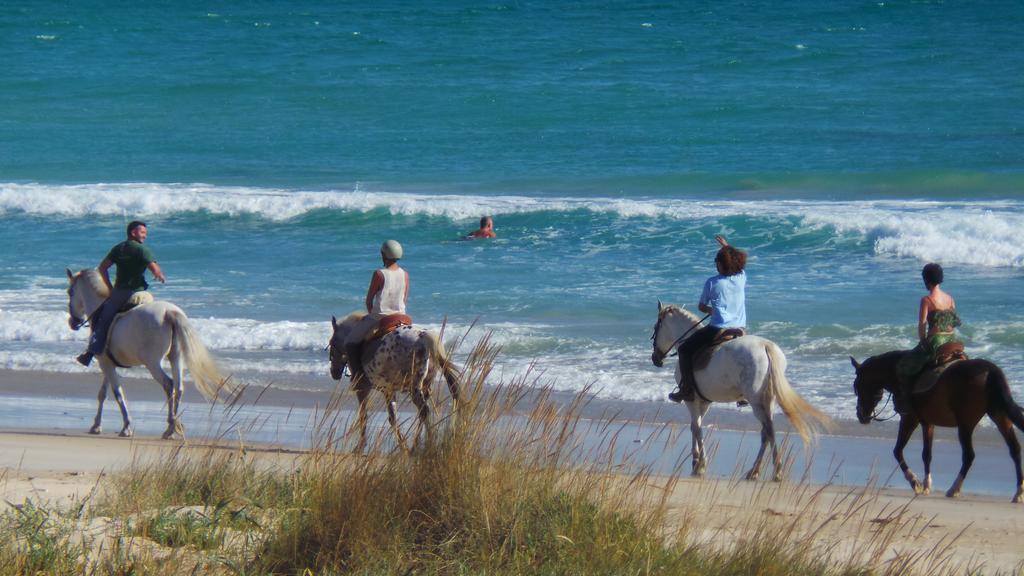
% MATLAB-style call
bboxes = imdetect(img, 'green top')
[105,240,156,292]
[927,308,961,334]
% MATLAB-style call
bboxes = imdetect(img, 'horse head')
[328,316,348,380]
[327,312,366,381]
[650,302,702,368]
[66,268,105,331]
[850,356,886,424]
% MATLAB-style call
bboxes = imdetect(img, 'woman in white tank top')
[344,241,410,380]
[372,267,407,315]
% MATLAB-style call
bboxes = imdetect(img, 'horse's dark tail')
[989,363,1024,432]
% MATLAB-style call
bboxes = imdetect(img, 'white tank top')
[371,267,406,315]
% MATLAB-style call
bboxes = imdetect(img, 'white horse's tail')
[421,331,462,404]
[167,309,226,402]
[764,341,832,444]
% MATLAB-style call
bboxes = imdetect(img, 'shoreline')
[1,367,1013,442]
[2,368,1023,500]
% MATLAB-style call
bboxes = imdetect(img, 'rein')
[870,392,898,422]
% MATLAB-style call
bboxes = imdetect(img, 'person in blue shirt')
[669,235,747,403]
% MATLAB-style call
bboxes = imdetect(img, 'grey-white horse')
[66,268,226,439]
[651,302,832,480]
[329,312,461,452]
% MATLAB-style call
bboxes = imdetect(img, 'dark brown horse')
[850,352,1024,502]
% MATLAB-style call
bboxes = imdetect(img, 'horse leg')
[352,388,370,453]
[411,390,432,450]
[745,402,776,481]
[946,424,977,498]
[102,361,133,438]
[687,401,711,477]
[146,362,179,440]
[990,413,1024,502]
[386,394,408,453]
[90,374,109,434]
[921,423,934,495]
[893,414,923,493]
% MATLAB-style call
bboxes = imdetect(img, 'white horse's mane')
[76,268,110,298]
[664,303,702,324]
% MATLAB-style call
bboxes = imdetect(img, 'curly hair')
[922,262,944,287]
[715,246,747,276]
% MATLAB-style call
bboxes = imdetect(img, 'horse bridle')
[326,335,351,377]
[650,310,710,365]
[867,390,896,422]
[67,281,90,331]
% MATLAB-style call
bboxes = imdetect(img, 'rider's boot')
[345,343,367,389]
[76,351,94,367]
[668,354,697,403]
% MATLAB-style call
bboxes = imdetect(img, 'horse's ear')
[849,356,861,372]
[331,315,337,329]
[657,300,662,311]
[66,268,74,281]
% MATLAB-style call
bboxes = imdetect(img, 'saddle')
[692,328,746,372]
[363,313,413,344]
[119,290,153,312]
[911,342,968,396]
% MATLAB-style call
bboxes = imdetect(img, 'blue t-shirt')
[700,270,746,328]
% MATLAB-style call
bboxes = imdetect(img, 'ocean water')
[1,2,1023,422]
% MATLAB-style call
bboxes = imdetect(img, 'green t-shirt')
[105,240,156,292]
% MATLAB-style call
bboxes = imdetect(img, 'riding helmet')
[381,239,403,260]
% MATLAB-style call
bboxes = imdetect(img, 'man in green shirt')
[76,221,166,366]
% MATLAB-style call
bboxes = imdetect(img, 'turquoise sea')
[1,1,1023,421]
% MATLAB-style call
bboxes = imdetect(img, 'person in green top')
[76,221,166,366]
[894,262,961,412]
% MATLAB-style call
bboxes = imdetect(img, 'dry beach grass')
[0,341,1022,575]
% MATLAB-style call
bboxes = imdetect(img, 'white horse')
[651,302,831,480]
[66,268,226,439]
[329,312,461,452]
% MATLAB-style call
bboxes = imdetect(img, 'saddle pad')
[912,359,962,396]
[692,328,746,372]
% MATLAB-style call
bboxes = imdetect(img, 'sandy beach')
[2,429,1022,574]
[2,368,1024,573]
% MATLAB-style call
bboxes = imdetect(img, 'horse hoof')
[744,472,760,481]
[119,429,133,438]
[911,482,924,495]
[88,426,101,435]
[945,490,960,499]
[1012,494,1023,504]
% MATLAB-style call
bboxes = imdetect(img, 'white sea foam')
[4,183,1023,267]
[800,202,1024,267]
